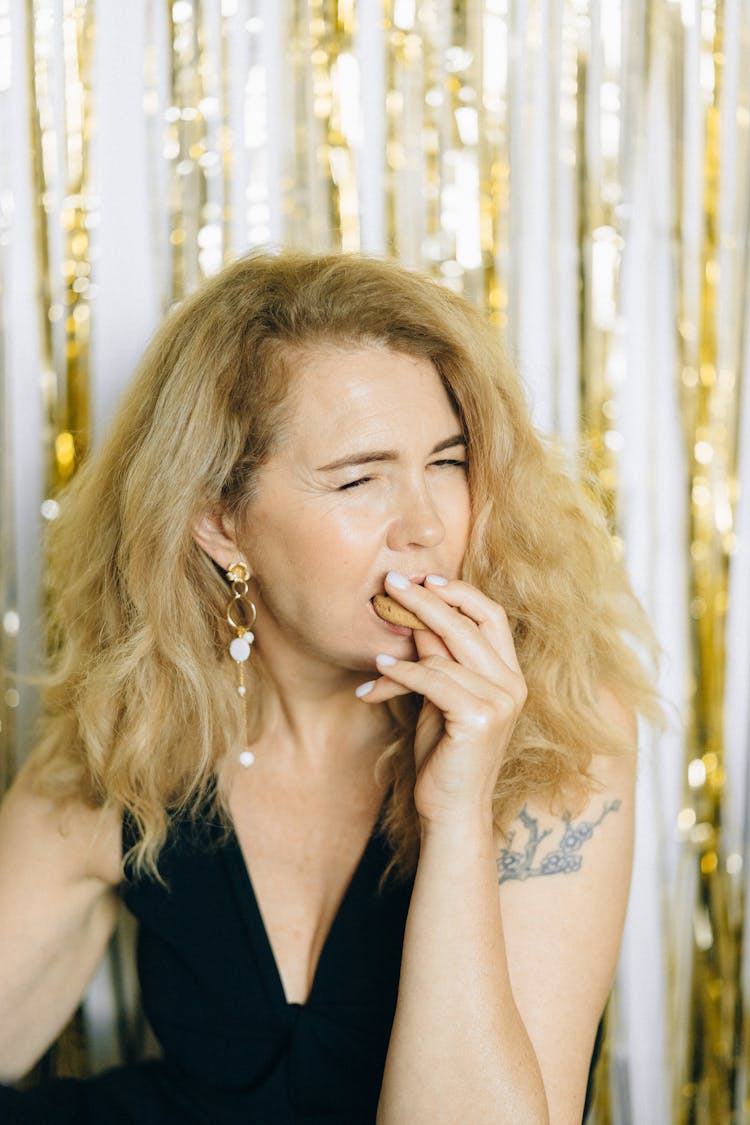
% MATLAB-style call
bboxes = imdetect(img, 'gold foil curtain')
[21,0,97,1080]
[478,1,510,331]
[4,1,750,1120]
[306,0,360,250]
[144,0,363,308]
[27,0,95,494]
[576,0,632,530]
[1,0,95,781]
[262,0,362,253]
[150,0,234,308]
[385,1,485,305]
[669,1,744,1119]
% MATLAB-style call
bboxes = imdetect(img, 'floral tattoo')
[496,801,621,884]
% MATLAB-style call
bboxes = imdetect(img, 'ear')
[192,510,248,575]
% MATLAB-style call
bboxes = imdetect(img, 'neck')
[249,642,393,773]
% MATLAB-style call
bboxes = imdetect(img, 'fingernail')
[375,653,397,666]
[355,680,376,698]
[425,574,448,586]
[385,571,410,589]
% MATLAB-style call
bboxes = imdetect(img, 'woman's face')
[234,345,472,675]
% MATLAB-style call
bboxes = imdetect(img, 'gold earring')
[226,562,257,767]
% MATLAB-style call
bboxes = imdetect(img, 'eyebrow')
[317,434,467,473]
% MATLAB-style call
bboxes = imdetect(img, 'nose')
[386,480,446,551]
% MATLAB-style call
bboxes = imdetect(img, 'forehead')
[281,345,460,449]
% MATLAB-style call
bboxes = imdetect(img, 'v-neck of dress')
[222,813,385,1011]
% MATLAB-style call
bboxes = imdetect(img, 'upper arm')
[0,759,123,1079]
[498,701,637,1124]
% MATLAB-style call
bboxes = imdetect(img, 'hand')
[358,572,527,827]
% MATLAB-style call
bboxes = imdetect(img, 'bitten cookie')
[371,594,426,630]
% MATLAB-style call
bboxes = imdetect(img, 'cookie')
[371,594,426,630]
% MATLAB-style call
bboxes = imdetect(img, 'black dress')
[1,806,413,1124]
[1,807,602,1123]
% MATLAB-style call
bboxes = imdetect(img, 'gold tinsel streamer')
[24,0,97,1081]
[575,0,628,533]
[479,1,510,333]
[671,1,742,1119]
[570,6,629,1119]
[6,2,747,1116]
[243,1,272,247]
[280,0,356,252]
[310,0,359,251]
[384,0,424,266]
[27,0,94,495]
[161,0,232,307]
[385,0,484,305]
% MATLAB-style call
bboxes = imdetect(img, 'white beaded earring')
[226,562,257,767]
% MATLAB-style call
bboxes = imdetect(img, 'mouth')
[369,576,426,601]
[368,598,416,636]
[369,580,427,632]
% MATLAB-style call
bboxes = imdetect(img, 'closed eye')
[338,476,372,491]
[338,460,466,491]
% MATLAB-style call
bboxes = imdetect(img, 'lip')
[367,574,429,635]
[370,575,427,599]
[367,598,415,636]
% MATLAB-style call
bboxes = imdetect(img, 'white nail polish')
[425,574,448,586]
[375,653,397,666]
[385,571,410,589]
[355,680,376,698]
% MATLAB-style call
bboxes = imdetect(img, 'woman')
[0,251,658,1124]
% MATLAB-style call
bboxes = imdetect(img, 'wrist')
[418,808,495,845]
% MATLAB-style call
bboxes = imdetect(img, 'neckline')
[223,810,385,1010]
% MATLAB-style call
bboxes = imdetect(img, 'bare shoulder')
[0,756,123,888]
[498,687,637,885]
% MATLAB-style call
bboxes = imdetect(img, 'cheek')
[316,499,388,550]
[443,478,472,539]
[253,508,379,587]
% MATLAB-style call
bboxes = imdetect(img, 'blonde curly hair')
[30,251,659,884]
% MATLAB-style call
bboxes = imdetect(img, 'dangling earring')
[226,561,257,767]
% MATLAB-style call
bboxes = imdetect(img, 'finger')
[375,652,524,716]
[354,676,413,704]
[423,576,522,673]
[383,572,516,677]
[355,634,460,703]
[354,630,454,704]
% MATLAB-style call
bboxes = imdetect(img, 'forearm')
[377,816,549,1125]
[0,778,121,1081]
[0,890,119,1081]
